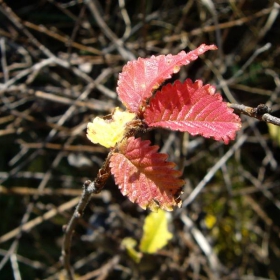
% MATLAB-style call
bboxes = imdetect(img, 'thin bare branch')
[228,103,280,126]
[85,0,135,61]
[61,150,113,279]
[0,197,80,244]
[181,212,221,279]
[181,134,247,208]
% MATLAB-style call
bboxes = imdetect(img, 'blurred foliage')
[268,123,280,146]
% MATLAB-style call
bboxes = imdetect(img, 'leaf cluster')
[87,45,241,211]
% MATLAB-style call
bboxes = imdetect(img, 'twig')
[24,3,100,56]
[85,0,135,61]
[61,151,113,280]
[0,248,46,270]
[0,38,9,82]
[34,91,113,112]
[258,2,279,40]
[118,0,131,40]
[0,4,115,266]
[0,171,83,182]
[0,1,109,88]
[17,141,106,153]
[10,253,21,280]
[61,182,95,280]
[0,0,54,58]
[181,212,221,279]
[0,185,110,197]
[181,134,247,208]
[213,43,272,103]
[228,103,280,126]
[0,197,80,244]
[0,58,55,90]
[79,255,120,280]
[221,43,272,88]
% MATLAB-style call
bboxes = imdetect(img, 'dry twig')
[229,103,280,126]
[61,151,113,280]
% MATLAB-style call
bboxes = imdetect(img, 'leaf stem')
[61,151,113,279]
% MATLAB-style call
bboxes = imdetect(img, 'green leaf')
[121,237,142,263]
[140,209,173,253]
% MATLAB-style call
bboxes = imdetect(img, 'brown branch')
[0,186,109,197]
[228,103,280,126]
[18,141,106,153]
[61,151,113,280]
[23,20,101,55]
[85,0,135,61]
[0,1,106,87]
[0,197,80,244]
[79,255,120,280]
[161,6,274,43]
[34,91,113,112]
[0,0,54,58]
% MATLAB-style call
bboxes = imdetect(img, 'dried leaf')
[144,79,241,144]
[117,44,217,114]
[87,107,136,148]
[109,137,184,211]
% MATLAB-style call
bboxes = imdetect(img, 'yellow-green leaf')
[204,214,217,229]
[268,123,280,147]
[140,209,173,253]
[87,107,136,148]
[121,237,142,263]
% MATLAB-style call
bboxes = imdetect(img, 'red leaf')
[144,79,241,144]
[117,44,217,114]
[109,137,184,211]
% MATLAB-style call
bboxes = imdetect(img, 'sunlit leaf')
[140,209,173,253]
[144,79,241,144]
[87,107,136,148]
[117,44,217,114]
[109,137,184,211]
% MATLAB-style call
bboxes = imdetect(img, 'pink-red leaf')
[117,44,217,114]
[144,79,241,144]
[109,137,184,211]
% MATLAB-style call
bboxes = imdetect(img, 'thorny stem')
[61,151,113,280]
[228,103,280,126]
